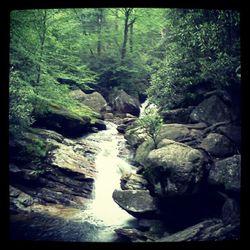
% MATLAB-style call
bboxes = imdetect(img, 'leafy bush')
[9,70,35,139]
[137,105,163,149]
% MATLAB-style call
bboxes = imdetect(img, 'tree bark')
[129,22,134,53]
[121,8,135,61]
[121,9,130,60]
[36,10,47,85]
[97,8,104,57]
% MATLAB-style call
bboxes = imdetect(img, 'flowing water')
[11,121,138,242]
[80,121,137,241]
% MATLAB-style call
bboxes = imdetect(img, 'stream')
[79,121,138,241]
[11,121,138,242]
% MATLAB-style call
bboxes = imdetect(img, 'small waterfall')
[140,99,158,117]
[81,121,137,241]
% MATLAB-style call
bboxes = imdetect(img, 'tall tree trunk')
[129,22,133,53]
[36,10,47,85]
[97,8,104,57]
[121,9,130,61]
[121,8,135,61]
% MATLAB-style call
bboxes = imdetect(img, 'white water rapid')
[80,121,137,241]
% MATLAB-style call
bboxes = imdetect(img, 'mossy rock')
[134,138,155,167]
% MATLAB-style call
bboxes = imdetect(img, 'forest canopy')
[9,8,240,139]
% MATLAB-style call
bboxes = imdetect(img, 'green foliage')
[137,105,163,149]
[9,70,35,139]
[147,9,240,110]
[22,136,48,160]
[33,79,99,119]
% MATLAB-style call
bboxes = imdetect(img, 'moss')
[19,132,55,165]
[134,138,155,166]
[32,94,100,124]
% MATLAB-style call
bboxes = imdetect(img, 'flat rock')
[112,190,158,218]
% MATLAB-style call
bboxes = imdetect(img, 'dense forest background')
[9,8,240,163]
[7,7,242,242]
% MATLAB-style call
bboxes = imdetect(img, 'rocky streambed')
[9,87,241,242]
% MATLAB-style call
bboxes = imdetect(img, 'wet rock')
[117,116,137,134]
[115,228,152,242]
[103,112,114,120]
[208,155,241,192]
[124,125,148,148]
[190,95,232,125]
[115,228,159,242]
[112,190,158,218]
[10,186,34,213]
[158,218,240,241]
[200,133,235,157]
[49,140,97,179]
[146,139,205,197]
[120,173,148,190]
[117,124,127,134]
[92,119,106,131]
[10,128,98,213]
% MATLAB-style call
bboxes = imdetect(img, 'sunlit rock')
[145,139,205,197]
[112,190,158,218]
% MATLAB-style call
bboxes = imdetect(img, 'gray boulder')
[70,90,107,113]
[134,138,155,166]
[200,133,235,157]
[111,90,140,116]
[156,124,191,144]
[208,155,241,192]
[190,95,231,125]
[215,124,241,149]
[112,190,158,218]
[145,139,205,197]
[158,218,239,241]
[33,105,92,138]
[161,106,194,124]
[120,173,148,190]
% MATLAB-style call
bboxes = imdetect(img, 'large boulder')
[208,155,241,192]
[70,90,107,113]
[200,133,235,157]
[215,124,241,150]
[112,190,158,218]
[156,124,191,144]
[134,139,155,167]
[33,105,92,138]
[161,106,194,124]
[190,95,232,125]
[145,139,205,197]
[111,90,140,116]
[10,128,98,213]
[120,173,148,190]
[158,218,239,241]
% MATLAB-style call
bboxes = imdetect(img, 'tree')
[137,105,163,149]
[147,9,240,110]
[120,8,136,61]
